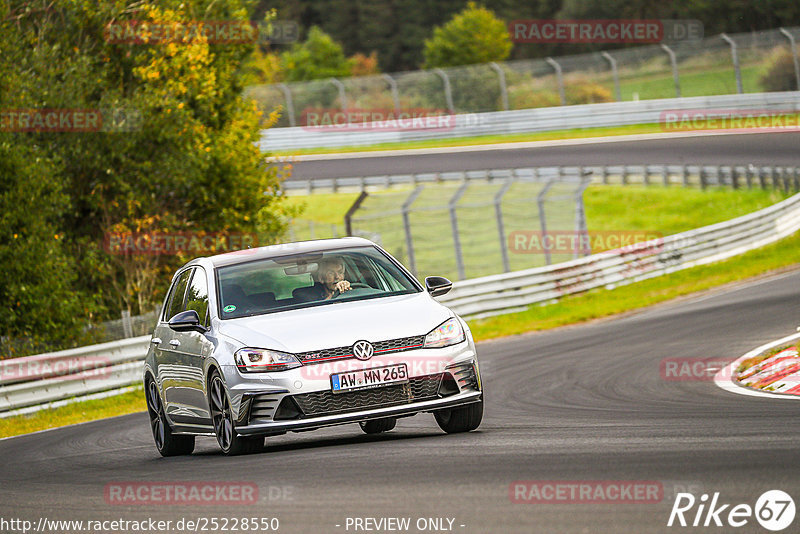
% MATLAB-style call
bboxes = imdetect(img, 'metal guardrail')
[260,92,800,151]
[283,163,800,194]
[0,336,149,415]
[438,189,800,318]
[3,183,800,415]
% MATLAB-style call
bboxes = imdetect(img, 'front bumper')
[220,341,482,436]
[236,390,482,435]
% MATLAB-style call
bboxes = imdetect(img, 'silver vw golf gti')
[144,238,483,455]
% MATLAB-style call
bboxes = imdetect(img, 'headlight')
[234,348,302,372]
[424,318,465,348]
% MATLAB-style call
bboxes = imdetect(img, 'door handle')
[151,338,162,345]
[169,339,181,348]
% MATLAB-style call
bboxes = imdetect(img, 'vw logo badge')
[352,340,374,361]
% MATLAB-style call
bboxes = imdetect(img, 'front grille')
[289,373,443,418]
[296,335,425,364]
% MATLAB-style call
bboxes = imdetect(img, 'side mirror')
[425,276,453,297]
[168,309,206,333]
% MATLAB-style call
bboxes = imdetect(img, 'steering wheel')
[330,282,372,299]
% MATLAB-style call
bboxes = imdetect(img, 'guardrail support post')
[489,62,510,111]
[538,178,557,265]
[794,167,799,191]
[601,52,622,102]
[402,186,425,275]
[660,44,681,98]
[546,57,566,106]
[602,165,609,185]
[682,165,689,188]
[771,166,779,190]
[494,179,514,272]
[382,74,401,113]
[721,34,743,94]
[758,167,766,190]
[780,28,800,91]
[699,167,707,190]
[662,165,669,187]
[276,83,297,127]
[434,68,455,112]
[746,164,754,189]
[449,182,470,280]
[329,78,348,109]
[732,167,739,189]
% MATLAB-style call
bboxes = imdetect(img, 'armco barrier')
[3,189,800,415]
[438,190,800,318]
[259,92,800,151]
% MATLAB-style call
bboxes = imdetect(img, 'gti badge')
[352,340,374,361]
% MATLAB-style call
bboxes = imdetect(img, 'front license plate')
[331,363,408,394]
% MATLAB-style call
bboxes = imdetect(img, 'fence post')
[276,83,296,127]
[771,166,779,190]
[433,68,455,112]
[662,165,669,187]
[121,310,133,339]
[660,44,681,98]
[779,28,800,91]
[600,52,621,102]
[538,178,557,265]
[758,167,766,190]
[732,166,739,189]
[682,164,689,188]
[794,167,799,191]
[448,182,470,280]
[401,186,425,276]
[574,173,592,259]
[329,78,348,109]
[344,191,369,236]
[489,62,509,111]
[382,73,401,113]
[699,167,707,189]
[545,57,566,106]
[602,165,609,184]
[720,34,743,94]
[494,179,514,272]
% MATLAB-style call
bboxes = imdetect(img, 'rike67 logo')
[668,490,795,531]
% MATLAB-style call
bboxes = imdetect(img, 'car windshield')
[216,246,420,318]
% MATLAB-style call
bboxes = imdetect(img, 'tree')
[0,0,295,351]
[424,2,512,69]
[280,26,351,81]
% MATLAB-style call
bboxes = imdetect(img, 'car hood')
[217,292,453,353]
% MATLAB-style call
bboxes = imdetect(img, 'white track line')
[714,332,800,399]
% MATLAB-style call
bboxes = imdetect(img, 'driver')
[314,256,352,300]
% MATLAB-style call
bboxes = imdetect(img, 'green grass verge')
[0,387,145,439]
[287,186,790,237]
[468,230,800,341]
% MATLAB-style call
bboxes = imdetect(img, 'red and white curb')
[715,333,800,399]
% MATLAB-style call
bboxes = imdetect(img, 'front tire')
[145,378,195,457]
[359,417,397,434]
[434,400,483,433]
[208,370,263,456]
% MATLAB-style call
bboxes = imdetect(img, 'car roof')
[190,237,376,269]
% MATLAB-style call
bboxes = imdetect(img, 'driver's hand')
[335,280,351,292]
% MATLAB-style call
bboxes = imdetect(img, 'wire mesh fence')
[345,169,591,282]
[246,27,800,128]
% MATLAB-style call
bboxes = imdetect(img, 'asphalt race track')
[2,269,799,533]
[286,132,800,180]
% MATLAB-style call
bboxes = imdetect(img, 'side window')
[186,268,209,327]
[166,269,193,321]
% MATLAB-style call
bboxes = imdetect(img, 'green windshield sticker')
[223,304,236,312]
